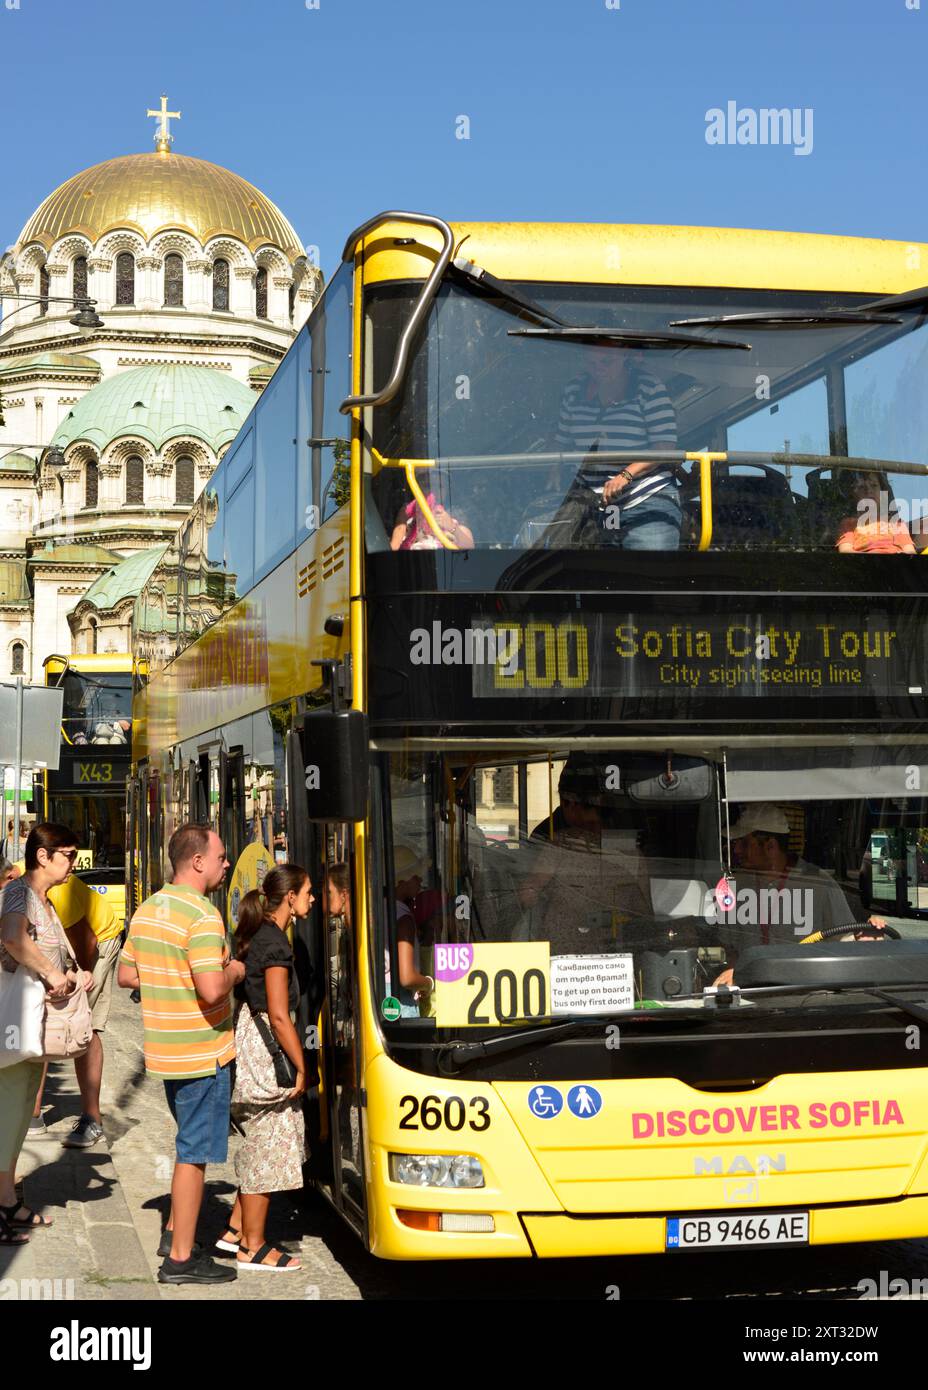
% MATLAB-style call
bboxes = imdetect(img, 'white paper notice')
[550,953,635,1014]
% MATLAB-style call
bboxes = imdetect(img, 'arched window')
[39,266,49,316]
[175,455,195,507]
[85,459,98,508]
[212,258,229,311]
[89,619,98,655]
[255,266,268,319]
[288,282,296,323]
[125,455,144,506]
[116,252,135,306]
[164,254,184,307]
[11,643,24,675]
[73,256,88,302]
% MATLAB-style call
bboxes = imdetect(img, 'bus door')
[126,774,140,917]
[321,824,366,1230]
[220,747,246,873]
[136,762,149,900]
[146,766,163,894]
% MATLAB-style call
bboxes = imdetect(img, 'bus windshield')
[58,671,132,747]
[368,281,928,553]
[379,744,928,1028]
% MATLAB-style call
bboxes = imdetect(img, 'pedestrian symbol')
[567,1084,602,1119]
[528,1085,563,1119]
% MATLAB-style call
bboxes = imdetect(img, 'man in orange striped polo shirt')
[118,824,244,1286]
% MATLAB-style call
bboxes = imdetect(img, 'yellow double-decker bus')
[130,213,928,1260]
[42,652,131,930]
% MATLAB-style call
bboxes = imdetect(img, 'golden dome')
[16,152,304,261]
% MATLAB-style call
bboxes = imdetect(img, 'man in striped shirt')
[555,346,682,549]
[118,824,244,1284]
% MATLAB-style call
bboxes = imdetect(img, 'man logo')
[694,1153,786,1176]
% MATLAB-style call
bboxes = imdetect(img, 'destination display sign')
[466,612,926,699]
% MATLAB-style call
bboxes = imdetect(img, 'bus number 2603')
[399,1095,491,1131]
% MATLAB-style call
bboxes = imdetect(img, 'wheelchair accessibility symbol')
[567,1084,602,1119]
[528,1085,563,1119]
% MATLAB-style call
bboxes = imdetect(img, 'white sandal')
[237,1242,301,1272]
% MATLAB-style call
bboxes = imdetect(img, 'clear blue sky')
[1,0,924,279]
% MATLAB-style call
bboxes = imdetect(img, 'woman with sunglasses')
[0,824,92,1241]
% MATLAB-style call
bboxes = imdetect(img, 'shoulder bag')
[43,919,93,1060]
[0,960,46,1069]
[251,1009,297,1088]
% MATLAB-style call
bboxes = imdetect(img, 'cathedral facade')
[0,99,320,676]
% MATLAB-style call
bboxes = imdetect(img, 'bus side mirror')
[299,710,369,823]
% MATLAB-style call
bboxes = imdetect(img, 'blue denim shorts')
[603,488,683,551]
[163,1061,232,1165]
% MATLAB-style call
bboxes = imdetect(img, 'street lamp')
[69,300,105,331]
[68,300,104,329]
[42,445,66,470]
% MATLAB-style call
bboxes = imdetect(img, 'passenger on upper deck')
[835,471,915,554]
[554,345,681,550]
[390,488,474,550]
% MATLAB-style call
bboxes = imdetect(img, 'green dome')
[80,545,167,612]
[51,364,254,454]
[30,542,124,566]
[0,352,100,380]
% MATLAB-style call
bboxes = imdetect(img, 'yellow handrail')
[370,447,460,550]
[685,451,727,551]
[374,445,724,553]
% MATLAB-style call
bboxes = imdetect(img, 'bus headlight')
[391,1153,485,1188]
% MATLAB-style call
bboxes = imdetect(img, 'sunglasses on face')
[55,849,79,864]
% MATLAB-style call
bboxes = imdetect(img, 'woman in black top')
[222,865,314,1272]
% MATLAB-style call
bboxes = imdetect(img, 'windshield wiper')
[451,256,569,327]
[860,284,928,315]
[439,1007,712,1066]
[678,980,928,1029]
[669,309,901,330]
[508,326,752,351]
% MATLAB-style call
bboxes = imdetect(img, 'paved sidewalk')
[0,983,362,1302]
[7,982,928,1303]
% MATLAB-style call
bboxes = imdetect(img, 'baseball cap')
[393,844,429,880]
[726,803,791,840]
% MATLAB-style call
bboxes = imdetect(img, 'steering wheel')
[799,922,902,945]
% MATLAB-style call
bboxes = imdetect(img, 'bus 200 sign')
[470,612,919,699]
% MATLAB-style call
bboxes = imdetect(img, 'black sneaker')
[157,1252,236,1285]
[62,1115,104,1149]
[157,1232,203,1259]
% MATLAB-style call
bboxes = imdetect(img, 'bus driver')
[714,803,887,984]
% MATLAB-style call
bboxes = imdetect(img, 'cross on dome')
[146,94,181,154]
